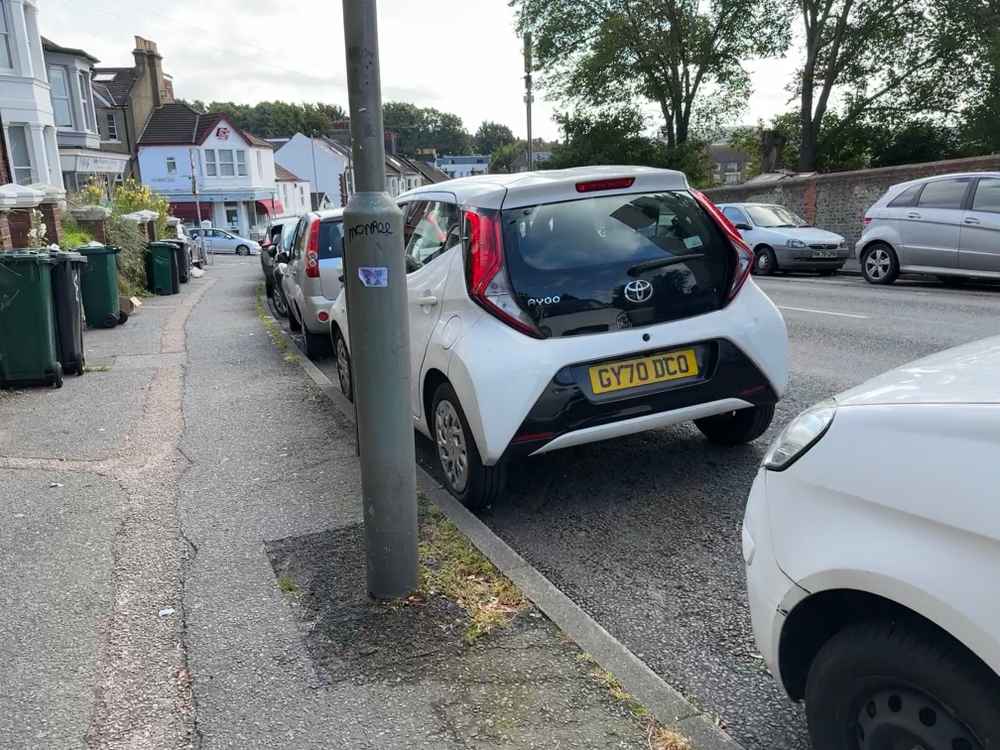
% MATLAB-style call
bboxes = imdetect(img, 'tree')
[382,102,472,156]
[180,100,348,139]
[473,121,516,154]
[956,0,1000,152]
[513,0,791,147]
[794,0,970,170]
[490,141,526,173]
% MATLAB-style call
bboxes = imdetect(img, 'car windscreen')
[318,220,344,260]
[746,205,806,228]
[501,191,733,337]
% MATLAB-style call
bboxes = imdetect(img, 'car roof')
[398,165,690,210]
[312,208,345,221]
[890,171,1000,192]
[838,335,1000,406]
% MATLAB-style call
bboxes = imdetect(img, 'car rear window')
[500,191,734,337]
[318,220,344,260]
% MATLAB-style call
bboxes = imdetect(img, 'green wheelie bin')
[0,251,63,388]
[48,250,88,376]
[78,244,125,328]
[145,242,179,295]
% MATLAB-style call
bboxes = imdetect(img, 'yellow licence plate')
[588,348,700,395]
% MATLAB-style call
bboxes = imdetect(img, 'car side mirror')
[275,251,290,264]
[405,255,421,273]
[735,223,752,231]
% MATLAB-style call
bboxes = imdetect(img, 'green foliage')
[514,0,791,146]
[105,214,149,298]
[184,100,347,139]
[544,108,713,186]
[490,141,525,173]
[382,102,472,156]
[473,121,516,154]
[110,179,171,239]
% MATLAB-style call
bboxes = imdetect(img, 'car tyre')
[288,304,302,332]
[236,245,249,256]
[303,327,331,360]
[695,404,774,445]
[431,382,506,511]
[753,246,777,276]
[861,242,899,285]
[272,286,289,318]
[333,329,353,402]
[805,619,1000,750]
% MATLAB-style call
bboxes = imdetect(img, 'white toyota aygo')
[745,336,1000,750]
[331,166,789,508]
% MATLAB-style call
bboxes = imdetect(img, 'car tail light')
[317,309,330,323]
[691,189,753,302]
[863,216,872,226]
[305,219,320,278]
[464,209,543,338]
[576,177,636,193]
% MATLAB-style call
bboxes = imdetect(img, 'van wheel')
[695,404,774,445]
[753,246,777,276]
[333,330,353,402]
[861,242,899,285]
[805,620,999,750]
[431,382,506,511]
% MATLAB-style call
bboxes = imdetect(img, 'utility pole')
[523,32,534,172]
[341,0,418,601]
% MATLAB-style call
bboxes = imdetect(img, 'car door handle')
[906,212,921,219]
[417,294,439,306]
[964,217,981,225]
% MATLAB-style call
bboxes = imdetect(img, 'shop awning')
[169,202,214,224]
[255,199,285,216]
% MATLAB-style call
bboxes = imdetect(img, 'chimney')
[133,36,165,109]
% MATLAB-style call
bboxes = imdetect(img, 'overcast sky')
[43,0,800,143]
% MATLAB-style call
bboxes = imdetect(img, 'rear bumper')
[301,293,337,334]
[505,338,779,459]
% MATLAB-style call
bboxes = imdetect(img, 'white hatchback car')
[745,336,1000,750]
[331,167,789,508]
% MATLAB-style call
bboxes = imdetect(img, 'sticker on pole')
[358,266,389,288]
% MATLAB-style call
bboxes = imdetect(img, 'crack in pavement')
[0,279,215,750]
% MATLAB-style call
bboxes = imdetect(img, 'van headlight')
[762,400,837,470]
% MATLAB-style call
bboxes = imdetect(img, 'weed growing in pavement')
[417,500,528,643]
[255,284,300,364]
[277,575,299,594]
[83,364,111,373]
[576,652,692,749]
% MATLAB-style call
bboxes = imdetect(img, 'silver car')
[280,209,344,359]
[719,202,848,276]
[189,228,261,256]
[857,172,1000,285]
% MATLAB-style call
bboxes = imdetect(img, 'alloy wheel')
[435,400,468,493]
[854,686,981,750]
[865,248,892,280]
[336,337,351,396]
[756,253,771,272]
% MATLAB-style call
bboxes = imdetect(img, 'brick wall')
[704,154,1000,249]
[8,209,30,248]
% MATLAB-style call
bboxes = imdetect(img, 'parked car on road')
[331,166,789,509]
[261,216,299,301]
[745,335,1000,750]
[189,227,260,256]
[857,172,1000,285]
[718,202,848,276]
[281,209,345,358]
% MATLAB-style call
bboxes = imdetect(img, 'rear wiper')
[627,253,705,276]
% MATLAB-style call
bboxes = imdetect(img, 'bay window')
[204,149,217,176]
[48,66,74,128]
[219,149,235,177]
[0,0,13,70]
[236,150,247,176]
[7,125,33,185]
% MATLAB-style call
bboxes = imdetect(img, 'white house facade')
[274,164,310,218]
[435,154,489,179]
[137,103,278,238]
[0,0,63,200]
[272,133,349,210]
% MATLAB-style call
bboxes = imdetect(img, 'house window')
[48,66,74,128]
[166,157,177,175]
[218,149,235,177]
[224,202,239,228]
[0,0,13,70]
[204,149,217,176]
[78,71,96,131]
[7,125,33,185]
[104,112,119,141]
[236,150,247,177]
[256,151,262,176]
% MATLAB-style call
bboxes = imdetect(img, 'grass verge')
[418,500,528,643]
[255,283,300,363]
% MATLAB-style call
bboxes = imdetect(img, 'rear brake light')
[691,189,753,302]
[863,217,872,226]
[317,309,330,323]
[576,177,636,193]
[465,209,543,338]
[305,220,320,278]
